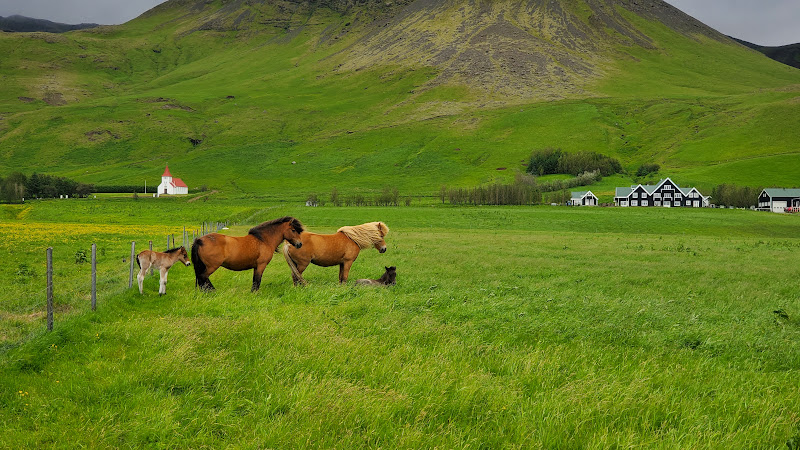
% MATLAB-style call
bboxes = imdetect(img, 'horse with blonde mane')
[283,221,389,285]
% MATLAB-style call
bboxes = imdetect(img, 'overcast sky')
[0,0,798,46]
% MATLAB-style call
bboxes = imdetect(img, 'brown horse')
[136,246,191,295]
[283,221,389,285]
[191,216,304,292]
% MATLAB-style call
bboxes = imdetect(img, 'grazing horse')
[136,246,191,295]
[355,266,397,286]
[283,221,389,285]
[191,216,304,292]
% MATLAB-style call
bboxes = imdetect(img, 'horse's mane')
[164,247,184,254]
[249,216,304,241]
[337,222,389,249]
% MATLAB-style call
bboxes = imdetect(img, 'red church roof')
[162,164,172,177]
[171,178,188,188]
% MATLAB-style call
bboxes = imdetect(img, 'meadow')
[1,197,799,447]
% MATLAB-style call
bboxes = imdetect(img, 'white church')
[156,164,188,196]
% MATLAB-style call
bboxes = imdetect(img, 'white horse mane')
[337,222,389,249]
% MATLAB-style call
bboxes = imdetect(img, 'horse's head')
[178,246,191,266]
[383,266,397,285]
[374,222,388,253]
[283,217,304,249]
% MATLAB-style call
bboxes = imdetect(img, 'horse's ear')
[385,266,389,270]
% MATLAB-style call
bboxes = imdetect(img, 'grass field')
[1,198,799,447]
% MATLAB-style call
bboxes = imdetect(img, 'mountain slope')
[0,0,798,195]
[731,36,800,70]
[0,15,99,33]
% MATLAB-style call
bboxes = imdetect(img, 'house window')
[620,201,628,206]
[675,193,682,199]
[673,201,680,207]
[664,184,673,190]
[655,201,662,206]
[642,200,649,206]
[654,193,661,199]
[631,200,638,206]
[632,192,638,199]
[664,193,672,199]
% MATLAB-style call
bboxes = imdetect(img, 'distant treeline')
[0,172,94,202]
[309,186,411,207]
[443,171,602,206]
[0,172,155,203]
[711,184,762,208]
[93,185,151,194]
[527,148,622,177]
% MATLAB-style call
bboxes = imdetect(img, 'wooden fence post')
[128,241,135,289]
[46,247,53,331]
[91,243,97,311]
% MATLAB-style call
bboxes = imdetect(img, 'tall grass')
[1,199,799,447]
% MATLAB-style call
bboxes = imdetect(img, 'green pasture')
[1,198,799,447]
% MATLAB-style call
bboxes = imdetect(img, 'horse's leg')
[159,267,168,295]
[137,262,147,294]
[339,260,354,284]
[252,263,267,292]
[289,259,309,286]
[199,264,218,291]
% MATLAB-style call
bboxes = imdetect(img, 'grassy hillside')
[1,199,800,446]
[0,0,798,196]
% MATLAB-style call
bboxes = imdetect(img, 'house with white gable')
[156,164,188,196]
[757,188,800,213]
[614,178,709,208]
[570,191,598,206]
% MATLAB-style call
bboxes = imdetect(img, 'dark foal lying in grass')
[355,266,396,286]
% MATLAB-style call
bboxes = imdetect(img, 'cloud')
[665,0,800,46]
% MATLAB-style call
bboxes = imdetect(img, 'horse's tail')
[136,253,141,269]
[191,238,206,285]
[282,243,303,282]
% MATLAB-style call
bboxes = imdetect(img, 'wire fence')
[2,220,231,349]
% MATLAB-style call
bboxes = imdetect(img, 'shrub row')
[527,148,622,177]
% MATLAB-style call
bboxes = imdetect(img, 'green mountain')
[0,0,798,196]
[731,36,800,70]
[0,15,100,33]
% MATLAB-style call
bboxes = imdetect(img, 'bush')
[527,148,563,176]
[92,185,142,194]
[636,163,660,177]
[712,183,760,208]
[527,149,621,177]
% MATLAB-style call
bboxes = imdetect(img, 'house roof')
[614,178,708,199]
[162,164,172,178]
[170,177,187,188]
[762,188,800,198]
[571,191,596,199]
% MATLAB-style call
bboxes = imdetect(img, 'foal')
[137,246,191,295]
[355,266,396,286]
